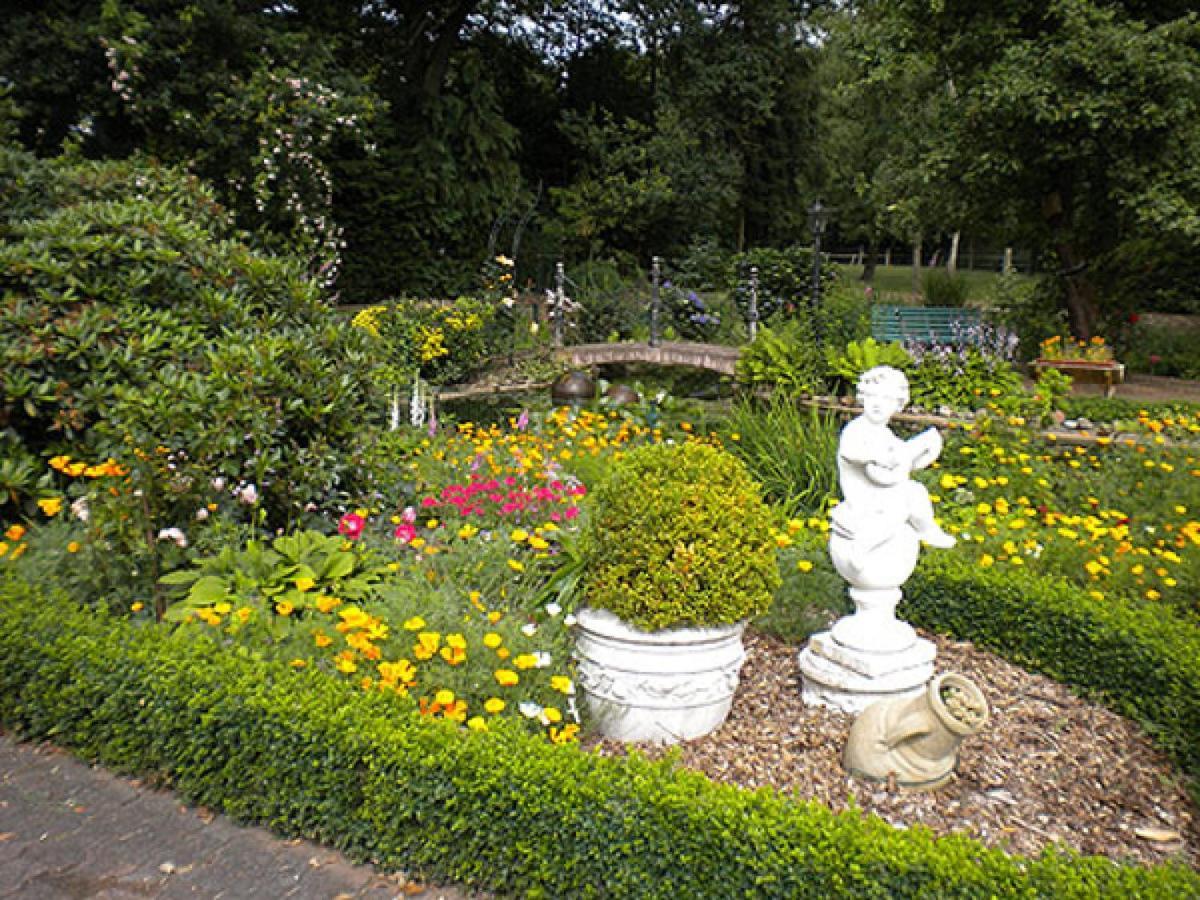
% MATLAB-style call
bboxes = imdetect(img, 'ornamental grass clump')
[584,443,780,631]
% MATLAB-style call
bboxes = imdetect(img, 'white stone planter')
[574,607,747,744]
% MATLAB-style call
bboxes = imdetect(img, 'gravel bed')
[589,629,1197,869]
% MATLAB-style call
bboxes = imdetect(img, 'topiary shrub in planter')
[577,442,780,742]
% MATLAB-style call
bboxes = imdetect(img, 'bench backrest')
[870,305,985,346]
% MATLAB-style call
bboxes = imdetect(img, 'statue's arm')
[905,428,944,471]
[841,424,909,486]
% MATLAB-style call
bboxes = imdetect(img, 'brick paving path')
[0,732,476,900]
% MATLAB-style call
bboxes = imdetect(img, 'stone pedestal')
[798,616,936,715]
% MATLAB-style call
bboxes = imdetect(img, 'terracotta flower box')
[1031,358,1125,397]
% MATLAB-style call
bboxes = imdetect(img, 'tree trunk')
[911,236,923,295]
[1056,242,1101,340]
[862,240,878,283]
[947,231,960,273]
[1042,189,1101,339]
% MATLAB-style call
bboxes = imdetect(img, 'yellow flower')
[236,607,252,623]
[214,602,232,615]
[67,541,81,553]
[796,560,813,573]
[510,528,529,543]
[466,716,488,732]
[314,632,333,648]
[507,559,525,573]
[979,554,995,568]
[276,601,295,616]
[131,601,144,613]
[4,524,26,542]
[38,497,63,517]
[458,524,479,540]
[494,669,519,687]
[336,654,358,674]
[49,455,71,471]
[483,632,503,649]
[316,595,342,614]
[413,631,441,660]
[294,576,316,592]
[542,706,563,724]
[378,659,417,685]
[435,689,456,706]
[514,653,538,670]
[550,675,574,695]
[528,535,550,551]
[484,697,506,714]
[403,616,427,631]
[549,723,580,745]
[290,659,307,668]
[439,643,467,666]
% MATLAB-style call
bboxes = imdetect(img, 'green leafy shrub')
[728,245,837,326]
[735,320,825,397]
[987,273,1067,361]
[584,443,780,630]
[920,270,970,307]
[161,530,386,625]
[906,342,1023,413]
[825,337,911,386]
[0,579,1196,897]
[816,281,873,350]
[569,259,646,343]
[0,150,381,599]
[1123,320,1200,379]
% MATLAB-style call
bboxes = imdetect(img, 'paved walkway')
[0,732,477,899]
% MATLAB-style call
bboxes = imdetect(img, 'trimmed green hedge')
[1,577,1195,897]
[906,558,1200,788]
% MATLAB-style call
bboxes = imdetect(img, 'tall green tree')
[848,0,1200,336]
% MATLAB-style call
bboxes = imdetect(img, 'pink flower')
[394,523,417,543]
[564,506,580,520]
[420,497,438,508]
[338,512,365,541]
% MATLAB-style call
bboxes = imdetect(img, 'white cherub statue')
[830,365,955,576]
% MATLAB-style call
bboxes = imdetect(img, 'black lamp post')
[807,199,833,345]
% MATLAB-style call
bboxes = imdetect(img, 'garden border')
[0,576,1196,897]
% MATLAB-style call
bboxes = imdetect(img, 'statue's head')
[857,365,910,411]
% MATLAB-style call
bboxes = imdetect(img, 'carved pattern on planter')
[575,659,743,709]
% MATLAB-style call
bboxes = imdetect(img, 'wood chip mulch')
[587,630,1197,869]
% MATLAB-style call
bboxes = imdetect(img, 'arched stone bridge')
[558,341,741,375]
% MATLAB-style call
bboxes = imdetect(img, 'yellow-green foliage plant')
[584,442,780,631]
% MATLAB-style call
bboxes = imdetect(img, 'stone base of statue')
[798,613,936,715]
[800,539,938,714]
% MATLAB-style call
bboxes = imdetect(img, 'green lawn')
[839,264,1026,307]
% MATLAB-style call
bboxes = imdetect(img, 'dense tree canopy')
[2,0,1198,328]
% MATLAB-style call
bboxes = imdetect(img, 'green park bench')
[870,305,985,346]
